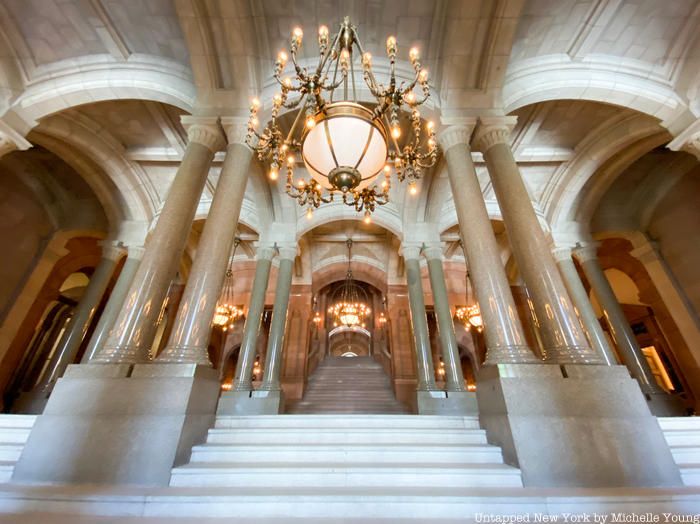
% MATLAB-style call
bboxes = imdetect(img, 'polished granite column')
[259,247,296,392]
[574,244,660,390]
[552,246,616,365]
[159,119,253,366]
[423,245,466,392]
[402,245,437,392]
[82,246,144,363]
[93,118,225,364]
[41,243,125,384]
[438,125,535,364]
[473,118,600,364]
[231,245,275,392]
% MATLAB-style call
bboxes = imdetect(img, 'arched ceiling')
[0,0,699,271]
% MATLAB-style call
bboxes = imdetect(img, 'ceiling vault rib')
[88,0,131,61]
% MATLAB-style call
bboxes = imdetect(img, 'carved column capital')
[551,246,574,263]
[422,245,444,261]
[437,123,476,152]
[255,244,276,261]
[573,243,601,264]
[220,116,250,147]
[400,244,422,261]
[0,135,17,158]
[181,116,226,154]
[99,241,128,262]
[472,116,517,153]
[277,245,298,261]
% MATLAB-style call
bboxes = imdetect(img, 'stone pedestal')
[417,390,478,415]
[476,363,682,488]
[12,363,219,486]
[217,389,284,415]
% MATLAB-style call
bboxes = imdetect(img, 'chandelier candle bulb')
[269,166,278,180]
[409,182,417,195]
[409,47,420,61]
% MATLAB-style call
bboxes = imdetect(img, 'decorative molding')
[277,246,298,261]
[572,243,600,264]
[220,117,250,146]
[400,244,422,261]
[422,245,444,261]
[254,245,276,261]
[551,246,574,263]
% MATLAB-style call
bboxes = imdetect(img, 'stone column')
[231,246,275,391]
[159,120,253,366]
[402,245,437,391]
[423,245,466,391]
[93,118,225,364]
[438,125,535,364]
[82,246,144,363]
[40,244,124,385]
[553,247,617,365]
[574,244,659,391]
[260,247,296,391]
[473,118,600,364]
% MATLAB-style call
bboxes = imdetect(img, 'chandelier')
[455,269,483,333]
[246,17,437,221]
[328,239,371,328]
[212,238,244,331]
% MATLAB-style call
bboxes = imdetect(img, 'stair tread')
[174,462,518,472]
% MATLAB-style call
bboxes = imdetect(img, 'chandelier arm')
[284,94,309,144]
[315,27,342,78]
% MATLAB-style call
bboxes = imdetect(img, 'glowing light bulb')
[405,92,416,104]
[362,52,372,65]
[391,126,401,139]
[306,208,313,220]
[318,25,329,39]
[383,164,391,174]
[281,143,289,152]
[273,93,282,106]
[409,182,418,195]
[381,180,389,189]
[419,69,429,82]
[386,35,397,53]
[409,47,420,61]
[363,212,371,224]
[287,155,295,165]
[269,167,278,180]
[251,97,260,108]
[427,120,435,131]
[305,115,315,128]
[283,77,292,88]
[298,178,305,187]
[293,27,303,41]
[278,51,288,64]
[250,116,258,127]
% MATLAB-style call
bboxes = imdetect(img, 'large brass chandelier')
[329,240,371,328]
[246,17,437,221]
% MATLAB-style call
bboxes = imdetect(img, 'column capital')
[0,119,32,158]
[551,246,574,263]
[277,245,298,261]
[254,244,276,261]
[400,244,422,261]
[126,245,146,260]
[573,243,601,263]
[220,116,250,146]
[472,116,517,153]
[422,245,444,261]
[437,123,476,152]
[181,116,226,154]
[98,241,127,262]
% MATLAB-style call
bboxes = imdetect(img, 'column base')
[12,362,219,486]
[217,389,285,415]
[476,363,682,488]
[417,390,478,415]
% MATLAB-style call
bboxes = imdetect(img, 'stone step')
[663,430,700,446]
[213,415,479,429]
[670,446,700,464]
[0,444,23,462]
[0,428,32,444]
[205,427,488,445]
[170,463,523,488]
[0,415,37,429]
[679,465,700,486]
[657,417,700,430]
[189,443,504,464]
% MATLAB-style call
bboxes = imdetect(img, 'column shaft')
[260,252,295,390]
[474,121,600,364]
[438,126,535,364]
[94,122,224,363]
[424,249,466,391]
[404,250,437,391]
[232,249,274,391]
[554,249,616,365]
[82,249,142,363]
[41,248,121,384]
[576,247,658,390]
[160,140,253,365]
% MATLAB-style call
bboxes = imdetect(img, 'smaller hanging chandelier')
[328,239,371,328]
[212,238,244,331]
[246,17,437,221]
[455,267,483,333]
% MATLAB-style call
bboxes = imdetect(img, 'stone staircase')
[659,416,700,486]
[287,356,409,414]
[170,414,523,489]
[0,414,37,482]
